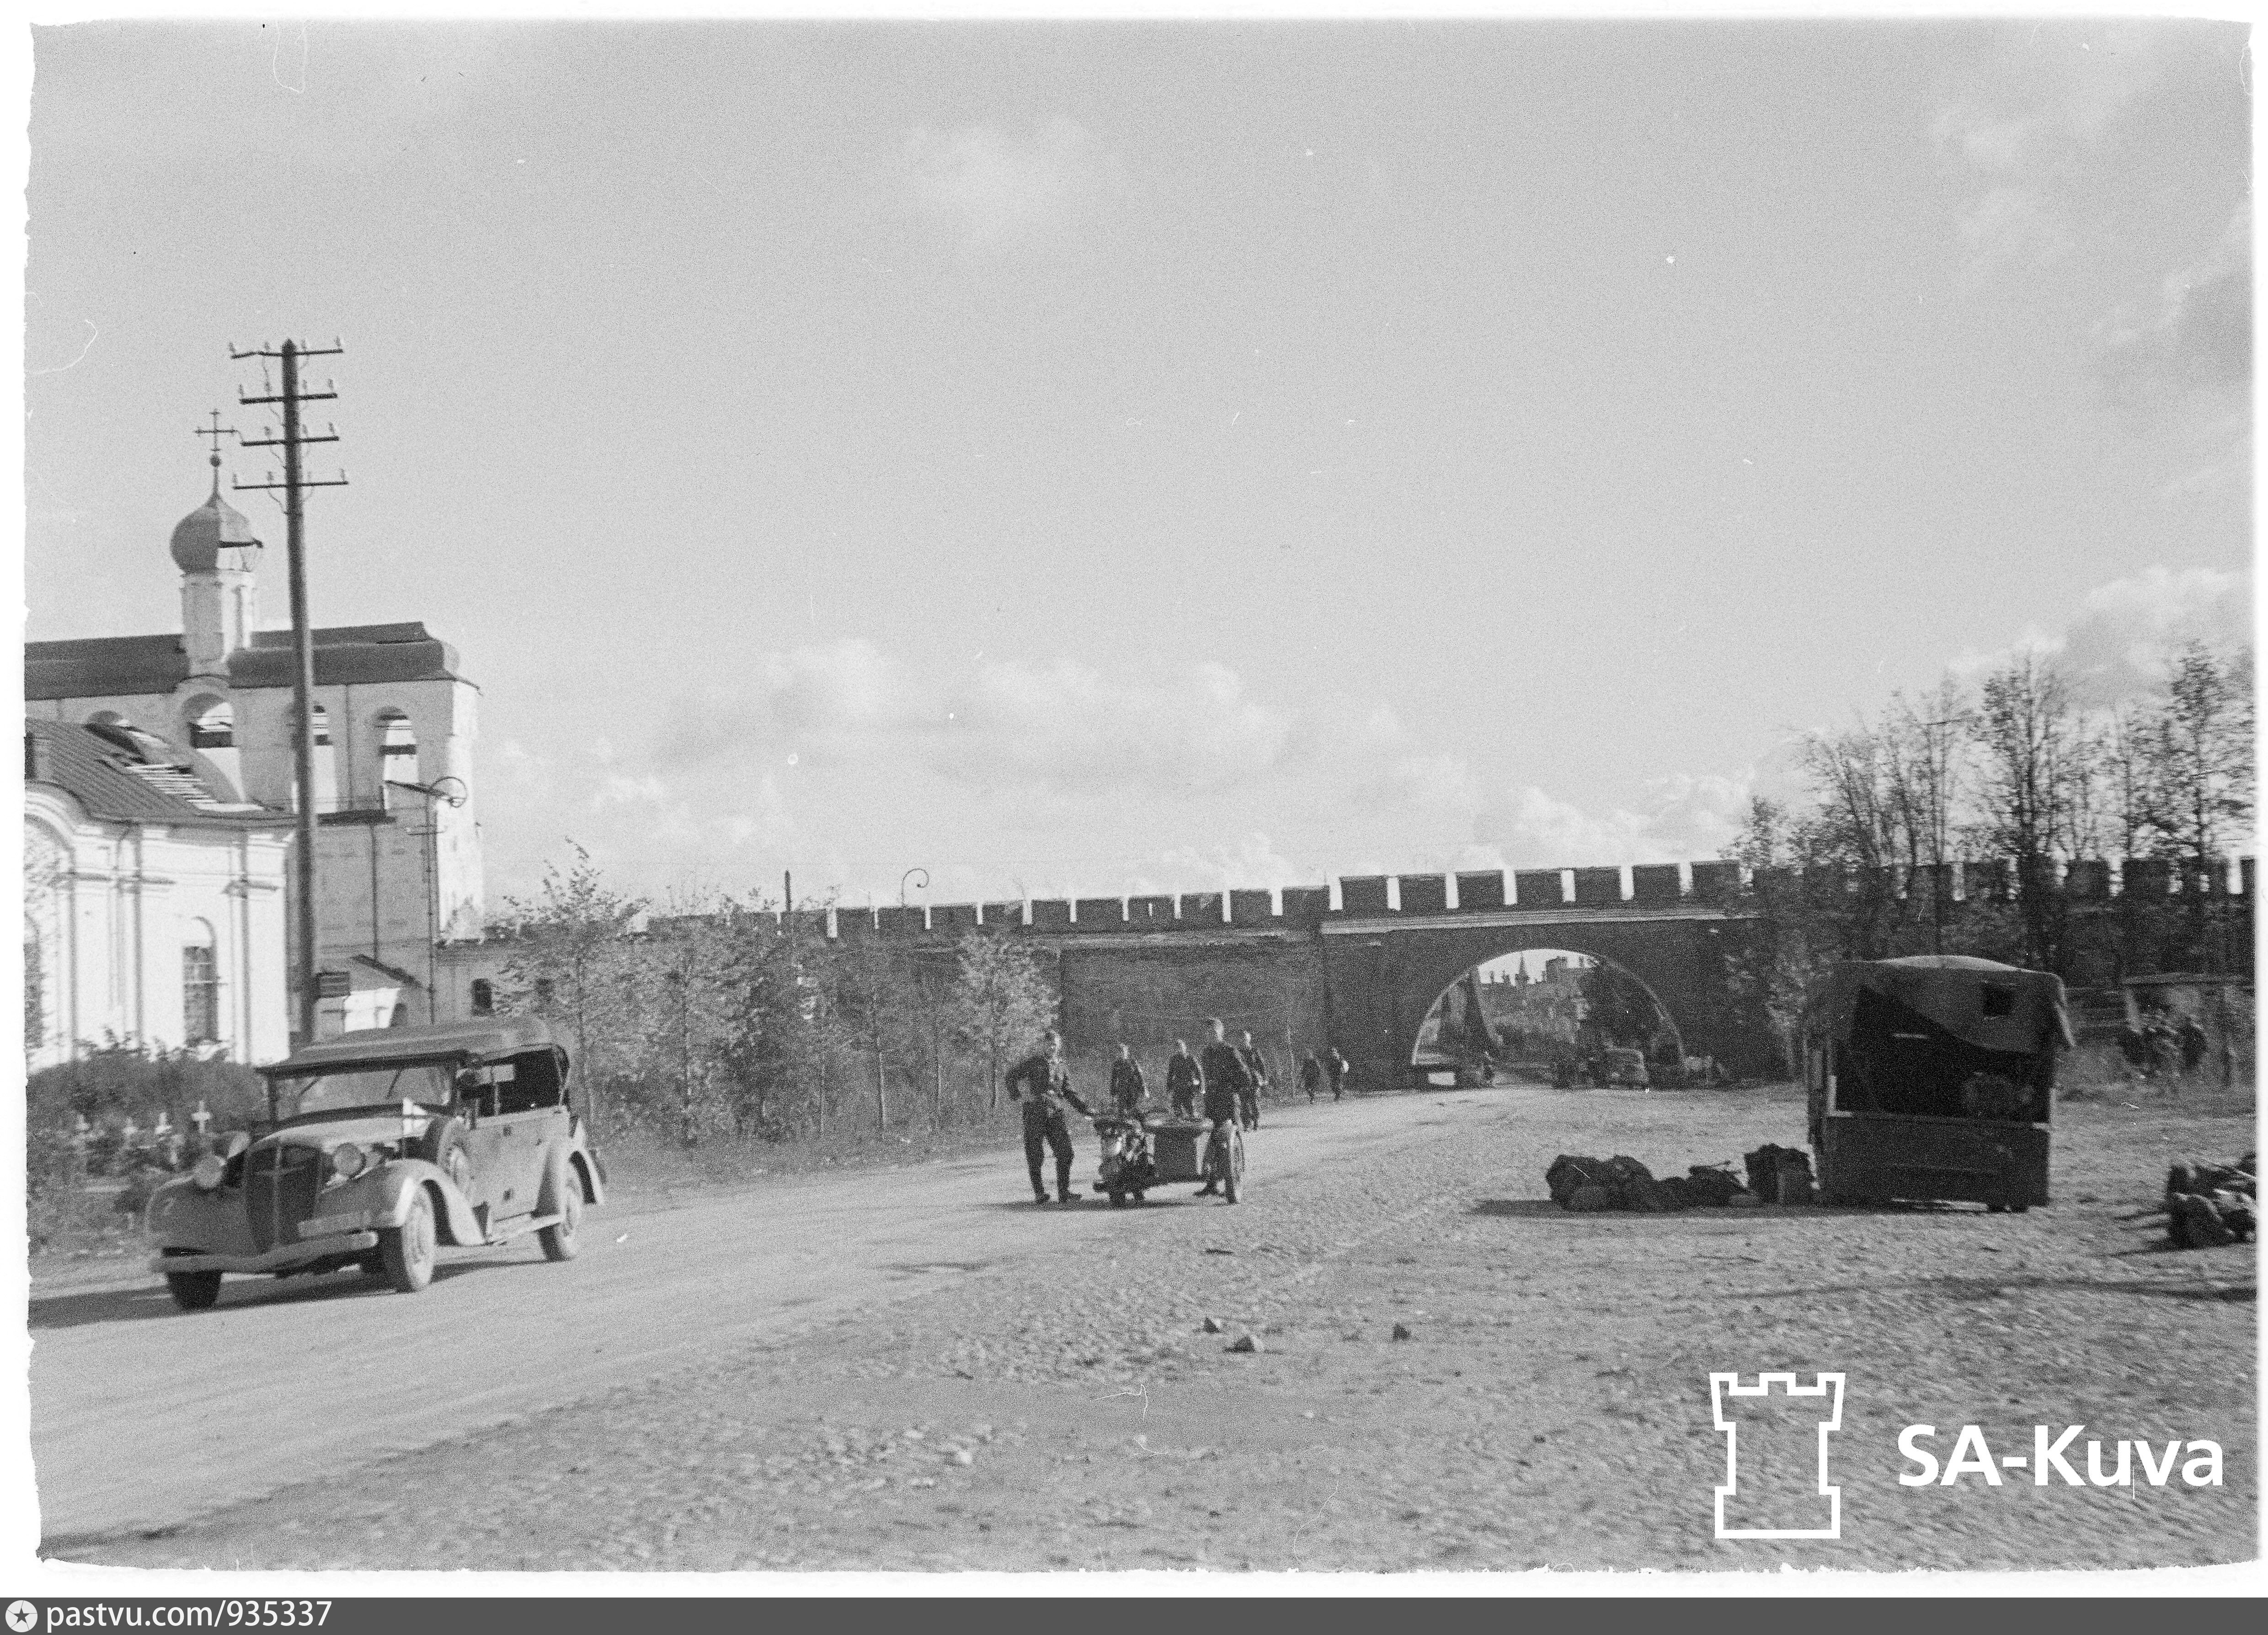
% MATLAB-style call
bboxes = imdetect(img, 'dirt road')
[32,1092,1398,1543]
[37,1084,2257,1572]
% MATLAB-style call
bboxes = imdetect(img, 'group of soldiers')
[2117,1011,2212,1083]
[1000,1020,1353,1206]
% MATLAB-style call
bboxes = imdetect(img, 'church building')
[25,454,486,1052]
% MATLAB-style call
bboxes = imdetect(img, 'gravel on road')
[50,1083,2255,1574]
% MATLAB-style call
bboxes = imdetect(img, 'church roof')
[25,622,467,700]
[170,488,263,573]
[24,717,284,828]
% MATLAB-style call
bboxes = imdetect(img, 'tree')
[1889,683,1969,954]
[950,931,1055,1109]
[709,900,830,1141]
[1579,961,1660,1051]
[2143,642,2254,1085]
[1969,654,2077,972]
[2145,641,2255,895]
[496,843,648,1140]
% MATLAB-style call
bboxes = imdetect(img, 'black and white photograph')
[10,7,2258,1591]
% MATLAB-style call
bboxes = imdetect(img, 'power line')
[230,337,348,1045]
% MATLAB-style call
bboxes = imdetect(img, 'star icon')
[7,1600,39,1633]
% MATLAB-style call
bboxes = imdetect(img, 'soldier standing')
[1109,1043,1149,1116]
[1300,1051,1323,1103]
[1004,1029,1094,1205]
[1195,1018,1252,1198]
[1236,1029,1270,1129]
[1165,1039,1203,1119]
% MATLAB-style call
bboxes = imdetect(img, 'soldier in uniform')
[1325,1046,1350,1101]
[1195,1018,1252,1197]
[1109,1043,1149,1116]
[1300,1051,1323,1103]
[1236,1029,1270,1130]
[1004,1029,1094,1205]
[1165,1039,1203,1119]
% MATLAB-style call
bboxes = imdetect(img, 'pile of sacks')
[1547,1153,1758,1213]
[1545,1144,1820,1213]
[2165,1154,2257,1249]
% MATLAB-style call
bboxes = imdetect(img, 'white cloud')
[901,118,1103,253]
[1152,831,1312,895]
[1948,564,2251,707]
[664,641,1296,802]
[1933,25,2173,279]
[942,657,1293,797]
[2099,202,2251,409]
[1469,773,1752,869]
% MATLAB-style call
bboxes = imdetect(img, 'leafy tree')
[496,843,648,1140]
[950,931,1056,1109]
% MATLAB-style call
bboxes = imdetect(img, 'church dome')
[170,487,262,574]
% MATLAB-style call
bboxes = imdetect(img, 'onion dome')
[170,480,262,574]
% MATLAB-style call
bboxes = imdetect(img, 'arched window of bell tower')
[185,698,243,802]
[377,709,419,807]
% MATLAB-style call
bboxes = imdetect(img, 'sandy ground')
[35,1081,2256,1574]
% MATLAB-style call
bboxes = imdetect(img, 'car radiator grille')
[245,1145,323,1252]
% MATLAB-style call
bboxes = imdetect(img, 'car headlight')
[191,1154,226,1191]
[330,1142,368,1182]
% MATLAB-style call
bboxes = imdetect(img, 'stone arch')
[1322,913,1761,1088]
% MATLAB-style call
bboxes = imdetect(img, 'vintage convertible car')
[145,1017,605,1310]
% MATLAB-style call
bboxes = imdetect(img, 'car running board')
[483,1211,565,1246]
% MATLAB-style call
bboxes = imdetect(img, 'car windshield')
[272,1062,456,1118]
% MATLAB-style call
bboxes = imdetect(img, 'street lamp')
[900,868,929,909]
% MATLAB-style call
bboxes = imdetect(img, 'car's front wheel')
[379,1189,438,1292]
[538,1165,583,1262]
[164,1268,222,1311]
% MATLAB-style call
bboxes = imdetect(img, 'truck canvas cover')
[1804,956,2076,1055]
[1805,955,2072,1122]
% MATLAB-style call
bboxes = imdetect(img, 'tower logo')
[1710,1370,1846,1539]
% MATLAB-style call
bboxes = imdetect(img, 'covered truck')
[1801,955,2074,1210]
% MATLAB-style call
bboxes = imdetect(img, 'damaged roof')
[24,717,285,828]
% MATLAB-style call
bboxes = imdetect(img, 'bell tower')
[173,413,261,675]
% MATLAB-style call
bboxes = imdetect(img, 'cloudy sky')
[23,18,2251,912]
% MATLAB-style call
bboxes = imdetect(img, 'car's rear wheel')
[164,1269,222,1311]
[538,1165,583,1262]
[379,1189,438,1292]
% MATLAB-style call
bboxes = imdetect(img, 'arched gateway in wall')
[1316,905,1762,1089]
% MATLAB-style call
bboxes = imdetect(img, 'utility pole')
[232,339,347,1045]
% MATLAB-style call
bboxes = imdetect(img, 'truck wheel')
[538,1166,583,1262]
[379,1189,438,1292]
[165,1269,222,1311]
